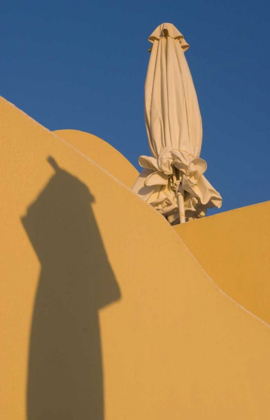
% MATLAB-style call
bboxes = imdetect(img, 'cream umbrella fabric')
[132,23,222,223]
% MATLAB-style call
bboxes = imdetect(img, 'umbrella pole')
[177,184,185,224]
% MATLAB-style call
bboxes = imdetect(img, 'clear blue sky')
[2,0,270,215]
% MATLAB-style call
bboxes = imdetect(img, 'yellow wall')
[1,97,270,419]
[174,202,270,324]
[54,129,138,188]
[56,130,270,325]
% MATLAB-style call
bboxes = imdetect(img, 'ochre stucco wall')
[56,130,270,326]
[1,97,270,419]
[174,202,270,324]
[54,129,138,188]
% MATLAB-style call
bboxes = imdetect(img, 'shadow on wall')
[21,156,121,420]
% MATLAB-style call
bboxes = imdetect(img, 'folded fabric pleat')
[132,23,222,223]
[133,147,222,221]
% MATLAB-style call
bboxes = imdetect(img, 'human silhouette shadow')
[21,156,121,420]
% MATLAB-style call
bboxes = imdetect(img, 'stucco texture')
[54,129,138,188]
[174,202,270,324]
[1,97,270,419]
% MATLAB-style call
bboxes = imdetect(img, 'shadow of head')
[21,156,121,419]
[47,155,95,203]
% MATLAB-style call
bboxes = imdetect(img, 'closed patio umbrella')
[132,23,222,224]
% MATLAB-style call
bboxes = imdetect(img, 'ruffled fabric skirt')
[132,148,222,224]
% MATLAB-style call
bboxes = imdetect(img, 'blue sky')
[1,0,270,215]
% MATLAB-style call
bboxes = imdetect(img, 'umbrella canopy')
[132,23,222,223]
